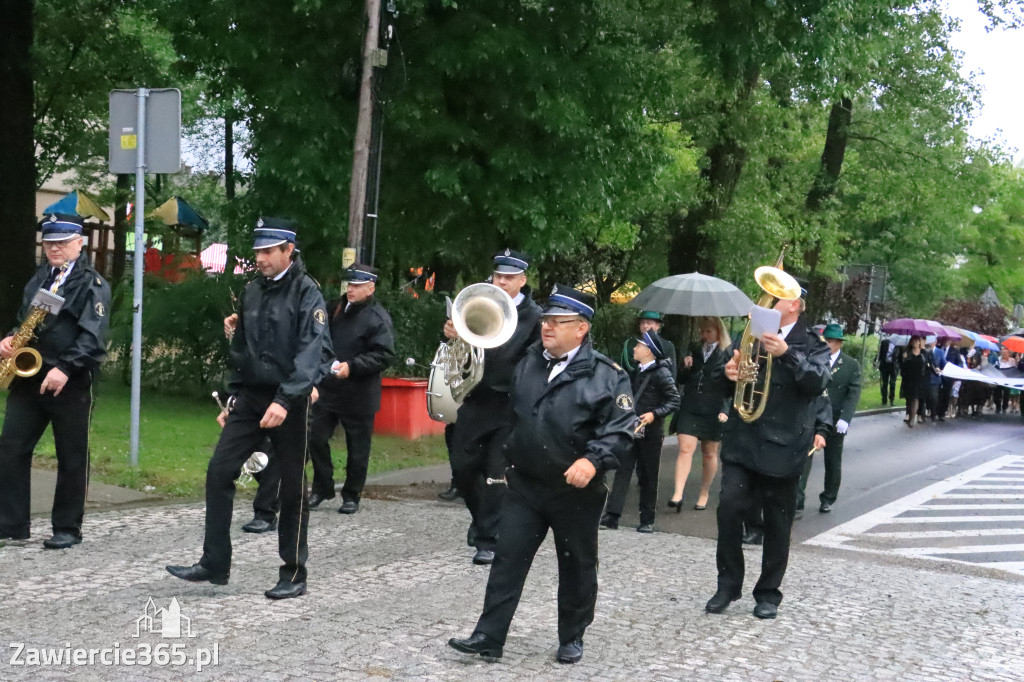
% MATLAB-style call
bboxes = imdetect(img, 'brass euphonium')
[733,250,802,423]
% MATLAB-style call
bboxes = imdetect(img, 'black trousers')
[251,438,281,522]
[605,425,663,525]
[451,392,513,552]
[937,380,954,418]
[0,372,93,539]
[716,460,798,606]
[994,386,1011,413]
[474,470,607,646]
[199,389,310,583]
[307,402,375,502]
[797,433,844,507]
[879,362,898,403]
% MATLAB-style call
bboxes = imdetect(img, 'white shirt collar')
[830,349,841,366]
[545,344,583,382]
[511,292,524,306]
[272,262,293,282]
[638,359,656,372]
[779,321,797,340]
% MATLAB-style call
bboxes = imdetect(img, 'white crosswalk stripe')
[805,454,1024,576]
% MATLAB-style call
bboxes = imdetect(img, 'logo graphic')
[616,393,634,411]
[504,248,511,256]
[256,218,264,228]
[313,308,327,325]
[135,598,196,639]
[95,302,106,317]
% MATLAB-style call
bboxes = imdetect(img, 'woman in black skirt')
[667,316,732,511]
[900,335,930,426]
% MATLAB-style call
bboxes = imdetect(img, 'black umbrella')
[628,273,754,317]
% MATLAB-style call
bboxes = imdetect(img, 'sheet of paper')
[748,305,781,341]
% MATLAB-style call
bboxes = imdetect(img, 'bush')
[107,272,239,394]
[373,288,448,378]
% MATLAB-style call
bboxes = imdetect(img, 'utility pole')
[347,0,383,264]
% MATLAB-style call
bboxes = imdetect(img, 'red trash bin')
[375,377,446,439]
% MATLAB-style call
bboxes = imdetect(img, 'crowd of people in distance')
[885,335,1022,427]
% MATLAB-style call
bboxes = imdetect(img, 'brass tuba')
[426,283,518,422]
[733,250,802,423]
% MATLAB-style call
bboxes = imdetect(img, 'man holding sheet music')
[705,292,831,620]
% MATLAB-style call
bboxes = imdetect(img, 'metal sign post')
[109,88,181,466]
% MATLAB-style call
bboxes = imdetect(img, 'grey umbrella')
[627,273,755,317]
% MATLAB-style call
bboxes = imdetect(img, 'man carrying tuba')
[705,286,830,620]
[0,213,111,549]
[442,249,542,566]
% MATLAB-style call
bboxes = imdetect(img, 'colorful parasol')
[42,190,110,222]
[148,196,209,232]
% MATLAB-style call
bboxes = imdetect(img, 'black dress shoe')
[166,563,228,585]
[438,483,461,502]
[818,501,832,513]
[705,590,740,614]
[741,530,763,545]
[472,549,495,565]
[667,498,684,513]
[753,602,778,619]
[241,518,277,533]
[599,513,619,530]
[265,579,306,600]
[307,492,334,510]
[556,637,583,664]
[448,632,503,659]
[42,532,81,549]
[338,499,359,514]
[636,523,654,534]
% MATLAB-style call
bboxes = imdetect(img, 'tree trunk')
[225,111,235,200]
[804,97,853,316]
[0,0,35,327]
[667,137,747,276]
[112,174,130,282]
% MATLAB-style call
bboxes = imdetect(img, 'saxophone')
[0,263,69,390]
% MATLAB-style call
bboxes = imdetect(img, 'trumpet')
[733,249,802,423]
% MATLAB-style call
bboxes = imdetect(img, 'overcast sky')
[945,0,1024,161]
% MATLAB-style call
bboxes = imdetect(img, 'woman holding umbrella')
[667,316,732,511]
[900,335,931,426]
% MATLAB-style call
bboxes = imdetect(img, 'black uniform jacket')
[10,256,111,378]
[720,319,831,478]
[228,256,333,407]
[825,351,862,424]
[504,340,635,489]
[678,342,732,416]
[467,285,542,398]
[317,296,395,414]
[631,359,680,423]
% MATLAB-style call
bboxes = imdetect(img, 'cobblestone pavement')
[1,498,1023,681]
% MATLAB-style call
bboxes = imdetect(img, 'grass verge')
[1,378,449,499]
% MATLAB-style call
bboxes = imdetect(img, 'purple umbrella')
[923,320,961,342]
[880,318,935,336]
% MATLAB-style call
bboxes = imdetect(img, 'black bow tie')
[546,354,568,371]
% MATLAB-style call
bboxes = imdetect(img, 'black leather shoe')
[818,501,832,513]
[265,579,306,600]
[472,549,495,565]
[741,530,763,545]
[42,532,81,549]
[599,513,619,530]
[753,602,778,619]
[636,523,654,534]
[438,483,461,502]
[705,590,740,614]
[338,499,359,514]
[448,632,503,659]
[166,563,228,585]
[556,637,583,664]
[307,492,333,510]
[241,518,277,533]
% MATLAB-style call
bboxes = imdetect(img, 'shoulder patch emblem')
[94,302,106,317]
[313,309,327,326]
[616,393,633,411]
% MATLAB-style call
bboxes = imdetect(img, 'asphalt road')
[618,408,1024,555]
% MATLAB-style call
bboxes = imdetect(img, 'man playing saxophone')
[705,290,830,620]
[0,214,111,549]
